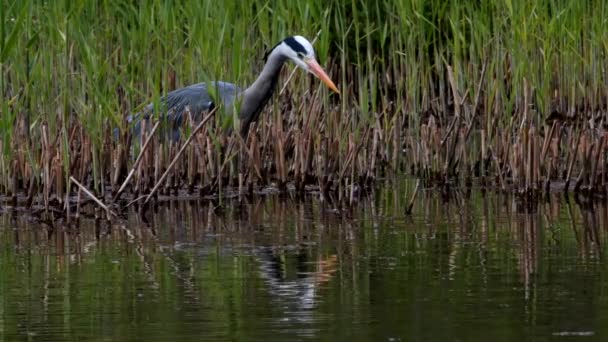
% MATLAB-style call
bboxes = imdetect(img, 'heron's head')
[272,36,340,94]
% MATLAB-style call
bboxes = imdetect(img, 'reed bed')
[1,0,608,213]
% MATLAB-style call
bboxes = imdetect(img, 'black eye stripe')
[264,36,309,62]
[283,37,307,55]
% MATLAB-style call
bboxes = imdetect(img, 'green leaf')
[0,2,28,63]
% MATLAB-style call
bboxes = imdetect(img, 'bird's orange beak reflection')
[306,58,340,94]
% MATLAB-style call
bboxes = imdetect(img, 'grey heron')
[132,35,340,139]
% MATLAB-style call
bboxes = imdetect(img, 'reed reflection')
[2,189,608,340]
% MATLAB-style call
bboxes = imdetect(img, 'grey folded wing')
[129,81,241,140]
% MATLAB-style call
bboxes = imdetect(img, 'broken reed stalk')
[573,135,593,193]
[443,65,463,176]
[540,121,557,162]
[212,138,238,190]
[70,176,116,219]
[405,179,421,215]
[143,107,218,205]
[235,134,262,180]
[113,120,160,202]
[589,134,604,188]
[565,128,583,191]
[487,145,506,191]
[338,126,371,182]
[463,60,487,142]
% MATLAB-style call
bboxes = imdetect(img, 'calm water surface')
[1,181,608,341]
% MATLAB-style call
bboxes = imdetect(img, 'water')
[1,182,608,341]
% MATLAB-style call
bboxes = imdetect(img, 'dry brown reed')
[5,65,608,217]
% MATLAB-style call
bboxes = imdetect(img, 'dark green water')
[1,182,608,341]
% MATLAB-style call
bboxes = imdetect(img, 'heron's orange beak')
[305,58,340,95]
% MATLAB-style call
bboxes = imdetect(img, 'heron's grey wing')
[154,81,241,123]
[212,81,242,113]
[149,82,214,125]
[131,81,241,140]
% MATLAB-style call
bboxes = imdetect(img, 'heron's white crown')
[273,36,316,72]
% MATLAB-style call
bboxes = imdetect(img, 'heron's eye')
[297,52,305,59]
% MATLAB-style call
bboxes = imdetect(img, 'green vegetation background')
[0,0,606,189]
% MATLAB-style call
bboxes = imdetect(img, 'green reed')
[1,0,608,209]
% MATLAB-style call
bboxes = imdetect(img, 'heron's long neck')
[238,51,287,135]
